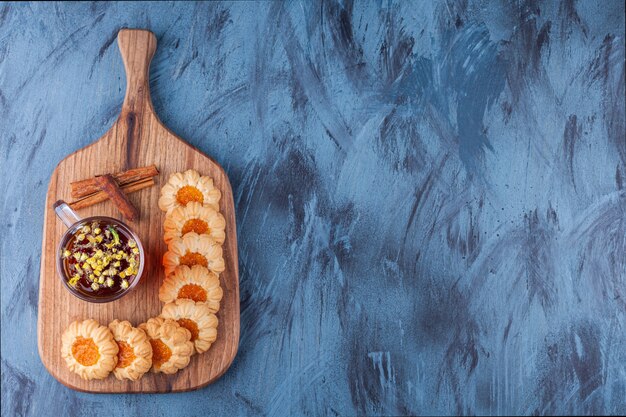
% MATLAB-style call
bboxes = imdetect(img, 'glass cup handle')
[53,200,82,228]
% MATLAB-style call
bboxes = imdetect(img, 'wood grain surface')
[37,28,240,393]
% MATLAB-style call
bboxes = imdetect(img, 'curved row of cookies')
[158,169,224,356]
[61,170,225,381]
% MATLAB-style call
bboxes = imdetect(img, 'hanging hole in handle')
[53,200,82,228]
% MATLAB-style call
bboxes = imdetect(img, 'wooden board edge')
[37,162,87,392]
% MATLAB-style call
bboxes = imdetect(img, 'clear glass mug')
[53,200,145,303]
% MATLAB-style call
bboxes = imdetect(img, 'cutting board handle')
[117,29,156,114]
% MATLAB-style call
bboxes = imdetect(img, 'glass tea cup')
[53,200,145,303]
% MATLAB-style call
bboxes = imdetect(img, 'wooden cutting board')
[37,29,240,393]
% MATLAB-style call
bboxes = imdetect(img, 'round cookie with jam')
[108,320,153,381]
[162,232,224,276]
[138,317,193,374]
[161,299,219,354]
[158,169,221,214]
[61,319,118,380]
[163,202,225,245]
[159,265,223,313]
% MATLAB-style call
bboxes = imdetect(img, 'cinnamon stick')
[93,174,140,221]
[71,165,159,198]
[69,177,154,210]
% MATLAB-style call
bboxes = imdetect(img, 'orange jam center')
[150,339,172,368]
[181,218,210,235]
[179,251,208,268]
[177,318,200,341]
[116,341,136,369]
[177,284,208,302]
[71,337,100,366]
[176,186,204,206]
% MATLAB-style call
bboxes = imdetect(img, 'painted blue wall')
[1,1,624,416]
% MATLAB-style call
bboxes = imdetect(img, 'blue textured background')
[1,1,625,416]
